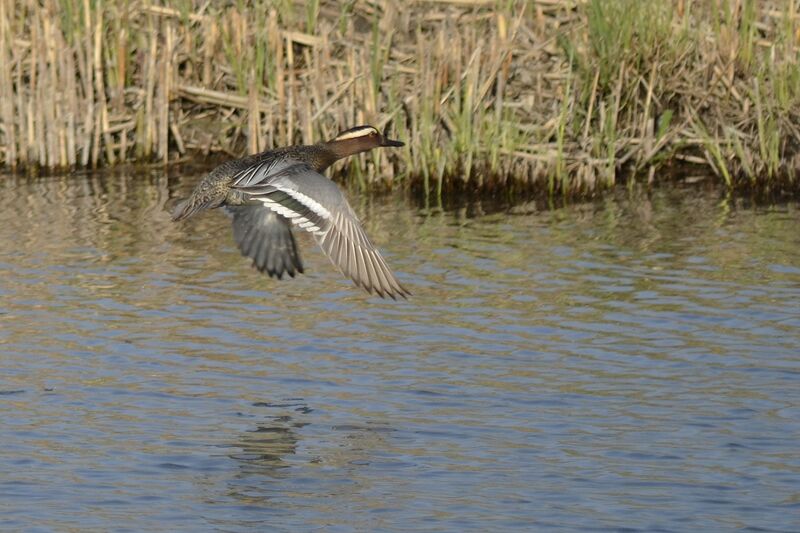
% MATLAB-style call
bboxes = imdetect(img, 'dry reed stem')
[0,0,798,195]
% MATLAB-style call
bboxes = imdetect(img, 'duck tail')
[171,198,198,221]
[171,188,229,221]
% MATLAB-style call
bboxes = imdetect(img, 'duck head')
[326,125,404,158]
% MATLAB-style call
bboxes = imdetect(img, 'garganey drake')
[172,125,410,299]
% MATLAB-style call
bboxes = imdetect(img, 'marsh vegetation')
[1,0,799,196]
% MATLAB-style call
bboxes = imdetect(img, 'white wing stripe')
[275,186,333,220]
[249,182,335,237]
[255,198,323,234]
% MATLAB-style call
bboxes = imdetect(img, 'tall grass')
[565,0,800,190]
[0,0,798,196]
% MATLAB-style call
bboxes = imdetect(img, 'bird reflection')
[219,398,402,517]
[228,399,309,480]
[218,400,314,512]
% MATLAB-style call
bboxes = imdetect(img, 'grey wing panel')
[226,205,304,279]
[233,162,346,207]
[232,164,409,299]
[232,164,338,234]
[231,157,305,188]
[314,212,411,299]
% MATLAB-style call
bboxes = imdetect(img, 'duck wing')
[224,205,303,280]
[231,162,410,299]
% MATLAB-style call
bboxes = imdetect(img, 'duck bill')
[381,137,404,147]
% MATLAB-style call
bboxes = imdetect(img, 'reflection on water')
[1,170,800,531]
[229,401,307,477]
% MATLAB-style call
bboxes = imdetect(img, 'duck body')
[171,145,337,219]
[172,126,410,299]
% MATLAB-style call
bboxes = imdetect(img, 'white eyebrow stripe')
[334,127,377,141]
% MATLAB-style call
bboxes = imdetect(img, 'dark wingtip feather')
[228,205,304,281]
[392,285,412,300]
[369,281,411,300]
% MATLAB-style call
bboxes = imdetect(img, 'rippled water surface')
[1,170,799,532]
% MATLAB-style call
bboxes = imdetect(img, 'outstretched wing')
[224,205,303,280]
[231,163,410,299]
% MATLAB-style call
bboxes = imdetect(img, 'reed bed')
[1,0,799,196]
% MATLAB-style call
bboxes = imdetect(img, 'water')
[1,170,799,532]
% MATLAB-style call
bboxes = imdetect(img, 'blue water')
[1,172,799,531]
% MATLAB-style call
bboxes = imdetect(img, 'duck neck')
[314,138,376,171]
